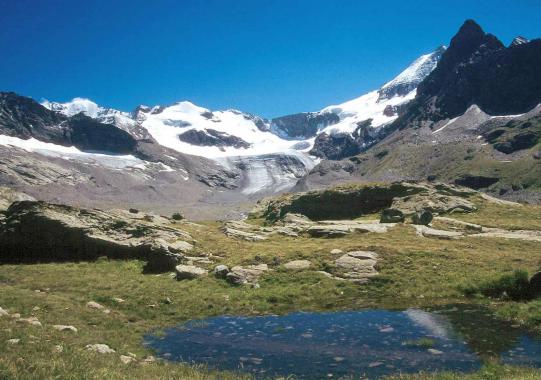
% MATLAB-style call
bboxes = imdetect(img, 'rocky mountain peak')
[377,46,446,101]
[510,36,530,47]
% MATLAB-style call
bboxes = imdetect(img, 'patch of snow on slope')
[0,134,150,170]
[380,49,444,95]
[318,48,444,136]
[140,101,311,159]
[320,89,416,135]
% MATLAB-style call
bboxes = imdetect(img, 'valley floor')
[1,200,541,379]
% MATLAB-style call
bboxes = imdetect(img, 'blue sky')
[1,0,540,118]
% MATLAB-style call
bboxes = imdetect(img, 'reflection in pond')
[145,306,541,379]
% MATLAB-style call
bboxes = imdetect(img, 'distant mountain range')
[0,19,539,218]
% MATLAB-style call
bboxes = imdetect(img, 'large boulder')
[334,251,379,283]
[0,201,194,272]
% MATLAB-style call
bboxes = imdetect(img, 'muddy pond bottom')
[144,307,541,379]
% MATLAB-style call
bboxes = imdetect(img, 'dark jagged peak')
[0,92,66,143]
[392,20,541,129]
[419,20,504,96]
[510,36,530,47]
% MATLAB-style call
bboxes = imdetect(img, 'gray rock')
[213,265,230,278]
[222,227,267,241]
[120,355,136,364]
[175,265,208,280]
[0,306,8,317]
[283,260,311,270]
[334,251,379,283]
[53,325,78,333]
[412,225,463,239]
[380,208,405,223]
[412,210,433,225]
[7,338,20,344]
[85,344,115,354]
[86,301,110,314]
[16,317,42,327]
[330,249,343,254]
[226,264,269,286]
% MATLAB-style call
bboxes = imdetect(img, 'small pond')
[144,306,541,379]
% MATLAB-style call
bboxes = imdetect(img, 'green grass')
[1,200,541,379]
[462,270,534,301]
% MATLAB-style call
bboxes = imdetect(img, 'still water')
[145,306,541,379]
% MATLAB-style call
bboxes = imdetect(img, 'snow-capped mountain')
[41,46,445,162]
[42,98,151,140]
[32,46,445,196]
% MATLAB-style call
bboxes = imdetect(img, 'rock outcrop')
[0,201,194,272]
[253,182,477,223]
[0,187,35,211]
[392,20,541,130]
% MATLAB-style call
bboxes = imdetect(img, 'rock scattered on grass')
[175,265,208,280]
[86,301,110,314]
[0,307,8,317]
[226,264,269,286]
[85,344,115,354]
[284,260,311,270]
[16,317,42,327]
[213,265,230,278]
[120,355,136,364]
[7,338,20,344]
[53,345,63,353]
[330,249,343,255]
[53,325,78,333]
[334,251,379,283]
[141,355,157,365]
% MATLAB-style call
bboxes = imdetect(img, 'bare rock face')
[0,187,35,211]
[0,201,194,272]
[254,182,422,222]
[255,182,477,223]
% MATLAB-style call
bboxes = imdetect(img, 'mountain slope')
[392,20,541,130]
[298,21,541,203]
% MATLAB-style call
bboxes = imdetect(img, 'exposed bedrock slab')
[253,182,477,223]
[0,201,194,272]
